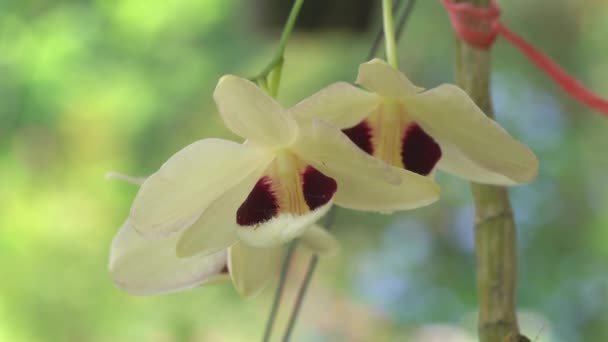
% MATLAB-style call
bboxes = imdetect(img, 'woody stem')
[454,0,524,341]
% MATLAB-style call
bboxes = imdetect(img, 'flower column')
[454,1,525,341]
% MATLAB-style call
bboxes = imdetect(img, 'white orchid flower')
[291,59,539,185]
[107,172,340,296]
[106,174,228,295]
[110,220,338,296]
[110,220,230,295]
[117,75,439,297]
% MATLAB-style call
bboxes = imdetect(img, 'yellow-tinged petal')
[214,75,298,147]
[130,139,273,236]
[294,119,399,184]
[176,161,269,257]
[228,242,283,298]
[407,84,539,184]
[299,224,339,257]
[356,58,424,98]
[289,82,381,128]
[293,119,439,212]
[331,165,439,212]
[109,221,227,295]
[436,140,516,185]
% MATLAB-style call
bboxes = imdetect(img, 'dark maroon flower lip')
[236,176,278,226]
[401,124,442,176]
[342,121,374,155]
[235,166,337,228]
[220,264,229,274]
[302,166,337,211]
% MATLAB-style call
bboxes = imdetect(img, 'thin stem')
[254,0,305,84]
[281,209,337,342]
[367,0,399,61]
[395,0,416,43]
[262,241,297,342]
[382,0,399,68]
[454,1,526,341]
[282,257,317,341]
[368,0,417,60]
[267,62,283,98]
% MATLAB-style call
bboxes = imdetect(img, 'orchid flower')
[110,220,230,295]
[292,59,539,185]
[106,174,228,294]
[110,220,339,295]
[113,75,439,297]
[107,173,340,296]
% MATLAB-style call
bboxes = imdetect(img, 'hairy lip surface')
[401,124,442,176]
[342,121,374,155]
[236,176,277,226]
[236,165,336,227]
[302,166,337,211]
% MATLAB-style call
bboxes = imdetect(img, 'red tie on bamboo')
[442,0,608,115]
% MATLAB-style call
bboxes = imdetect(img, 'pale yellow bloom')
[110,220,337,296]
[292,59,539,185]
[107,174,339,296]
[108,75,439,297]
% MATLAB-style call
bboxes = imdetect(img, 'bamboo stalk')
[454,1,527,341]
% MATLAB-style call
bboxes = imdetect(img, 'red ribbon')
[442,0,608,115]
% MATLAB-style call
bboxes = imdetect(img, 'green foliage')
[1,0,607,341]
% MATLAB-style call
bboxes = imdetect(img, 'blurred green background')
[1,0,608,341]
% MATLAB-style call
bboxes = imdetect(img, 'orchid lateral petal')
[436,140,516,185]
[294,119,439,212]
[408,84,539,184]
[109,221,227,295]
[130,139,273,236]
[356,58,424,98]
[176,161,270,258]
[228,242,283,298]
[214,75,298,147]
[289,82,380,128]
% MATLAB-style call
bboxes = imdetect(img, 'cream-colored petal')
[299,224,339,257]
[331,165,440,212]
[407,84,539,184]
[109,221,228,295]
[356,58,424,98]
[130,139,273,236]
[176,160,268,258]
[289,82,381,129]
[105,171,146,186]
[294,119,400,184]
[236,202,333,248]
[436,140,516,185]
[293,119,439,212]
[214,75,298,147]
[228,242,283,298]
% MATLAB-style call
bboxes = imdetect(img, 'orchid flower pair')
[109,59,538,298]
